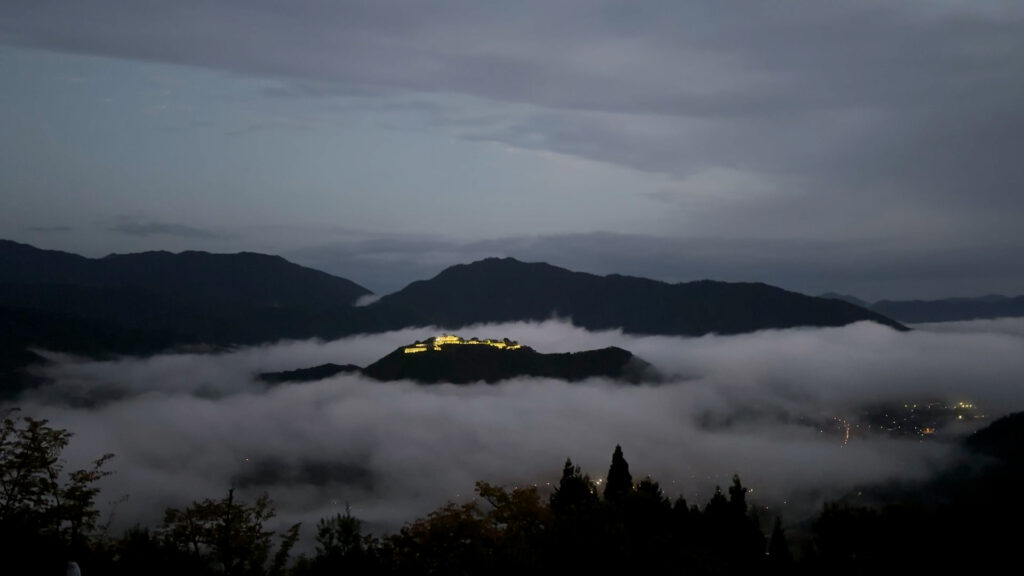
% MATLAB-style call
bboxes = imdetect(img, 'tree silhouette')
[704,485,729,518]
[0,409,113,571]
[548,458,602,572]
[386,501,497,576]
[728,474,747,514]
[726,474,766,566]
[603,445,633,503]
[160,489,299,576]
[549,458,597,516]
[476,481,551,572]
[315,507,363,560]
[768,516,793,568]
[301,505,375,575]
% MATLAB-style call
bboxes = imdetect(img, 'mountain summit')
[0,239,371,310]
[0,240,374,396]
[261,333,656,385]
[376,257,906,335]
[1,242,907,396]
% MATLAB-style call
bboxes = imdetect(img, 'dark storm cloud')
[26,225,73,233]
[10,319,1024,537]
[110,219,221,239]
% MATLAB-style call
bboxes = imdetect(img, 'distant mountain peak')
[872,294,1024,323]
[818,292,869,308]
[444,256,545,272]
[380,257,907,334]
[1,239,910,397]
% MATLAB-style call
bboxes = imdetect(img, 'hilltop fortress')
[403,334,523,354]
[261,332,653,385]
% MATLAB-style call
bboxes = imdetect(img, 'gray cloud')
[2,2,1024,297]
[110,219,221,239]
[10,318,1024,542]
[354,294,382,307]
[3,3,1023,221]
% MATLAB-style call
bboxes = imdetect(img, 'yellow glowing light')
[403,334,522,353]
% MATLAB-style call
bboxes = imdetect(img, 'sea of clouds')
[7,318,1024,540]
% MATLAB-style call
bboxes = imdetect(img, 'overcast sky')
[2,1,1023,299]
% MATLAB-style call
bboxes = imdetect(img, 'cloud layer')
[109,219,221,239]
[2,1,1024,298]
[9,318,1024,540]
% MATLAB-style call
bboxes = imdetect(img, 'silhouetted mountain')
[262,335,656,385]
[0,239,375,395]
[0,304,195,398]
[817,288,1024,322]
[818,292,869,308]
[258,363,362,384]
[0,239,370,310]
[0,339,47,400]
[966,411,1024,464]
[376,257,906,334]
[1,241,909,395]
[363,338,653,384]
[872,294,1024,323]
[0,239,372,340]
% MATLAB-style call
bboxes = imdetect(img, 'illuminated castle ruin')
[403,334,523,354]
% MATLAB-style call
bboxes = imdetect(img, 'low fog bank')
[7,318,1024,538]
[912,316,1024,337]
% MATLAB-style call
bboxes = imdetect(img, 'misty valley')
[2,243,1024,574]
[6,3,1024,572]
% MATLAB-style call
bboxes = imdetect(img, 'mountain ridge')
[872,295,1024,323]
[376,256,906,335]
[1,240,908,395]
[819,287,1024,323]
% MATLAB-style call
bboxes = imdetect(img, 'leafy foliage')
[0,409,113,569]
[160,488,299,576]
[294,506,378,575]
[549,458,597,516]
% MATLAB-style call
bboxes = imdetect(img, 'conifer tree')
[728,474,747,516]
[768,516,793,567]
[704,486,729,519]
[603,445,633,502]
[550,458,597,516]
